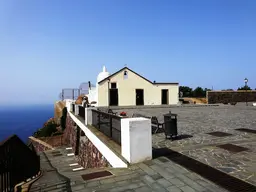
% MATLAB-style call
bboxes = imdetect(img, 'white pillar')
[121,117,152,164]
[65,100,72,112]
[85,107,93,125]
[75,105,79,115]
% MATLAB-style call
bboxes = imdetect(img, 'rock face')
[207,91,256,104]
[75,95,88,105]
[54,101,66,124]
[63,114,109,168]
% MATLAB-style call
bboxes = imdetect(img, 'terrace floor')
[31,146,228,192]
[115,104,256,186]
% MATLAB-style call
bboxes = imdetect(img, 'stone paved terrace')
[115,104,256,186]
[30,146,228,192]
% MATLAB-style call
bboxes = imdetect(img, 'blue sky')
[0,0,255,105]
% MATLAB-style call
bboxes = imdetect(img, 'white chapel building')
[86,66,179,107]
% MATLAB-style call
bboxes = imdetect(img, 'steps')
[29,148,74,192]
[29,146,133,192]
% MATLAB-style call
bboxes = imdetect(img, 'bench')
[108,109,117,115]
[151,116,164,134]
[131,113,164,134]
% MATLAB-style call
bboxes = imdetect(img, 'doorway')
[109,89,118,106]
[161,89,169,105]
[136,89,144,105]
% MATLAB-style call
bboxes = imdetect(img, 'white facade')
[86,66,179,107]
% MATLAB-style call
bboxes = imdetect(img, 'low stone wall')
[78,136,109,168]
[63,114,110,168]
[28,136,54,152]
[38,135,65,148]
[207,91,256,104]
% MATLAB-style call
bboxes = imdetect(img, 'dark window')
[124,70,128,79]
[111,82,117,89]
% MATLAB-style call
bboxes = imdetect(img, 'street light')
[244,78,248,106]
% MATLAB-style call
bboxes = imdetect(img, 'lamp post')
[244,78,248,106]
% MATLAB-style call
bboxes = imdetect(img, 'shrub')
[33,121,58,137]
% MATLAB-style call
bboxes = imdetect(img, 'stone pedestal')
[121,117,152,164]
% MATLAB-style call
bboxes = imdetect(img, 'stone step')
[30,180,68,192]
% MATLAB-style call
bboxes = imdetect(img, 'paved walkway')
[31,146,228,192]
[116,105,256,186]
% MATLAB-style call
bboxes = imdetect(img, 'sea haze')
[0,104,53,143]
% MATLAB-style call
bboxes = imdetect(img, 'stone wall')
[78,136,110,168]
[28,136,54,152]
[38,135,65,148]
[63,114,110,168]
[63,114,77,150]
[207,91,256,104]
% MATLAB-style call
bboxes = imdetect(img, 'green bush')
[60,107,67,131]
[33,121,58,137]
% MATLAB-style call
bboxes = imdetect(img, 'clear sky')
[0,0,255,105]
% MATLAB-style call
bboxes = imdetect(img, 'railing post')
[98,112,100,130]
[109,115,113,138]
[85,107,93,125]
[75,105,79,115]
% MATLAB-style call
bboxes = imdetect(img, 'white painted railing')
[65,100,152,167]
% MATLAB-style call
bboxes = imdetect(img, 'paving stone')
[127,181,145,189]
[71,183,85,191]
[142,175,155,185]
[156,178,172,188]
[108,186,133,192]
[150,164,174,179]
[180,185,196,192]
[115,180,133,187]
[168,178,185,187]
[143,160,155,166]
[100,177,117,184]
[138,163,155,176]
[167,186,182,192]
[85,180,100,187]
[134,186,153,192]
[150,182,168,192]
[114,174,136,182]
[175,174,205,191]
[151,174,164,180]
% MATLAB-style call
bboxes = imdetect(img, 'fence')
[0,135,40,192]
[78,106,85,119]
[92,109,122,145]
[72,103,75,112]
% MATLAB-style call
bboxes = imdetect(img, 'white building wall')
[97,68,179,106]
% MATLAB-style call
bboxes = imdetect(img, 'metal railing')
[78,106,85,119]
[72,104,75,112]
[91,110,122,145]
[0,135,40,192]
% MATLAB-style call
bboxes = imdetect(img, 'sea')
[0,104,54,143]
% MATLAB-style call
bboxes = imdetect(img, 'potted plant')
[120,111,127,117]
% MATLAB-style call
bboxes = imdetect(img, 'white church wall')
[98,68,179,106]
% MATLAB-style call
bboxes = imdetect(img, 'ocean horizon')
[0,104,54,143]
